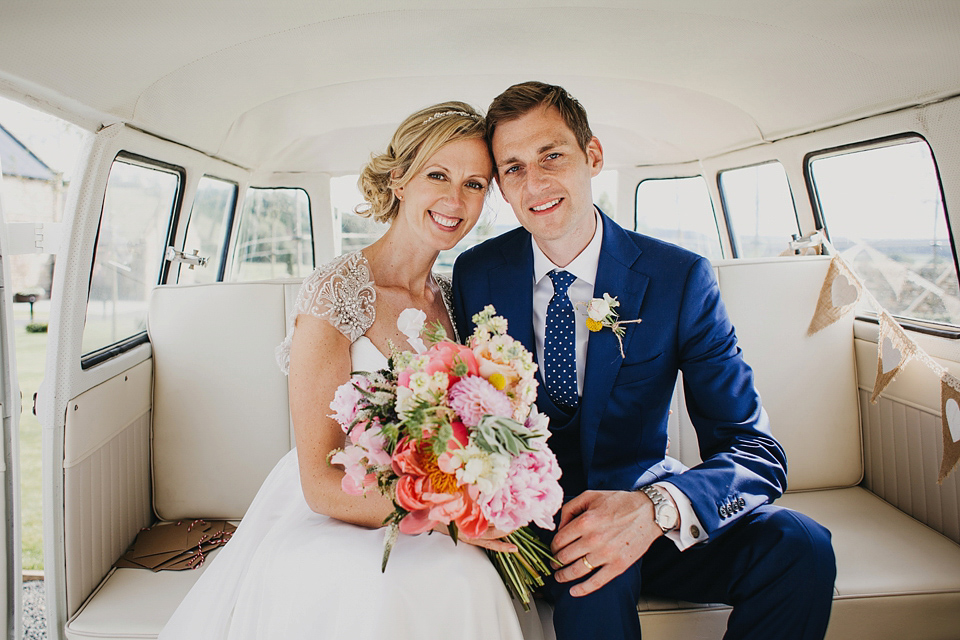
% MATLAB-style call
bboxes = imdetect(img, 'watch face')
[658,504,679,531]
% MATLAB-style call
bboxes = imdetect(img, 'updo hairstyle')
[356,101,486,223]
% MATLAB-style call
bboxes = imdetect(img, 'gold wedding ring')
[581,557,595,571]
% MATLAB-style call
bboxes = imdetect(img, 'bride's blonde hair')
[356,101,486,223]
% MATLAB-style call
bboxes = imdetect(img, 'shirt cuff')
[655,482,708,550]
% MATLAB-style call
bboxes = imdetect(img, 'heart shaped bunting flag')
[940,375,960,483]
[808,256,862,336]
[871,311,915,404]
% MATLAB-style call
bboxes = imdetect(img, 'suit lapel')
[487,232,536,357]
[580,215,649,475]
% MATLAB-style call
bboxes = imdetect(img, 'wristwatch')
[640,485,679,533]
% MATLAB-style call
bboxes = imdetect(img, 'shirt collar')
[532,209,604,286]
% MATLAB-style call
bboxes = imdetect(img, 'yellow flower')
[488,372,507,390]
[586,317,603,332]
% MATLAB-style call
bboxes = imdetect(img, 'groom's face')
[492,105,603,252]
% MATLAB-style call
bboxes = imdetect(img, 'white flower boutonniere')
[580,293,642,357]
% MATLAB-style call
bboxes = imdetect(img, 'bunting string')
[809,239,960,482]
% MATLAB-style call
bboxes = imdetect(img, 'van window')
[230,187,313,281]
[178,176,237,285]
[82,155,181,357]
[719,162,799,258]
[635,177,723,259]
[809,138,960,326]
[332,175,387,256]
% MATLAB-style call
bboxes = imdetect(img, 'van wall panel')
[63,413,151,615]
[906,409,927,520]
[860,390,960,545]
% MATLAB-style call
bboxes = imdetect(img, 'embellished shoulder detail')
[433,273,459,344]
[276,251,377,374]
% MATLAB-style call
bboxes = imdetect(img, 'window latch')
[788,231,824,254]
[165,246,208,270]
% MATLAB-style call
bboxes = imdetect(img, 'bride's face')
[394,137,492,252]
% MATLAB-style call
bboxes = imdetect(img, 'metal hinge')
[5,222,62,255]
[165,246,208,270]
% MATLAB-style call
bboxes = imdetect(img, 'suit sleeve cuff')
[655,482,708,550]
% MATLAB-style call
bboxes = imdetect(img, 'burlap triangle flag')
[808,256,862,336]
[940,374,960,483]
[871,311,916,404]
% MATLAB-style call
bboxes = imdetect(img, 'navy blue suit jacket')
[451,212,787,537]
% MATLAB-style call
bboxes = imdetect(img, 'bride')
[159,102,549,639]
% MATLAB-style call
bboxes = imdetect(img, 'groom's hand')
[550,490,661,597]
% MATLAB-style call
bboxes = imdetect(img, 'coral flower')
[425,342,479,383]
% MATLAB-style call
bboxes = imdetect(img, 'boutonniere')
[579,293,642,357]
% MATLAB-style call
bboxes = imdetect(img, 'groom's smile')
[531,197,563,213]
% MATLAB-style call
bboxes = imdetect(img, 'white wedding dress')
[159,252,551,640]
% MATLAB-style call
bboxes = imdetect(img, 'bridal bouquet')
[328,305,562,609]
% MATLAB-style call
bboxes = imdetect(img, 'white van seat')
[639,256,960,640]
[149,280,299,521]
[66,257,960,639]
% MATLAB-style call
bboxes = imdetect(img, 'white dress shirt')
[530,210,706,550]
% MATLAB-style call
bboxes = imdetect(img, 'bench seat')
[67,488,960,639]
[65,256,960,639]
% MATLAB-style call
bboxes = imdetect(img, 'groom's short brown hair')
[486,81,594,155]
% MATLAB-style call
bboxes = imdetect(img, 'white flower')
[395,385,415,417]
[451,443,511,496]
[587,298,610,321]
[397,308,427,354]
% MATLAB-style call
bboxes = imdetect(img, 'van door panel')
[62,360,152,614]
[855,327,960,544]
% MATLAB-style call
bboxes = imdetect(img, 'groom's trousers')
[542,504,836,640]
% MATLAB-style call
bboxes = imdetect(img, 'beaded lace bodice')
[276,250,454,374]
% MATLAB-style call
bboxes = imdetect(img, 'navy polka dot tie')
[545,270,579,410]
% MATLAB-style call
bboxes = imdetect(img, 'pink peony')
[329,375,368,428]
[354,423,391,467]
[479,445,563,532]
[448,376,514,427]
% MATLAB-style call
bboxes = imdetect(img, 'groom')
[452,82,836,640]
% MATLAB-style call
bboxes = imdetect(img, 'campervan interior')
[0,1,959,638]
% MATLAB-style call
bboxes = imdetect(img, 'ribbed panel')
[860,390,960,544]
[64,412,152,615]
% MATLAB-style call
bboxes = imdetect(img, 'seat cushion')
[65,548,222,639]
[635,487,960,640]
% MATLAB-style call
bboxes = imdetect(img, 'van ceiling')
[0,0,958,174]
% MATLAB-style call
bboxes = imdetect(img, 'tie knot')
[548,270,576,296]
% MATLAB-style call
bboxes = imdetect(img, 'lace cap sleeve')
[275,251,376,374]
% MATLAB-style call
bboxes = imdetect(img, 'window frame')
[81,151,186,369]
[178,174,239,283]
[717,160,801,259]
[230,186,315,282]
[804,133,960,338]
[633,175,726,259]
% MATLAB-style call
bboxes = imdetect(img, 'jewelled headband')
[421,110,482,125]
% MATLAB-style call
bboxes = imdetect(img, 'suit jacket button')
[719,505,727,518]
[739,497,746,508]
